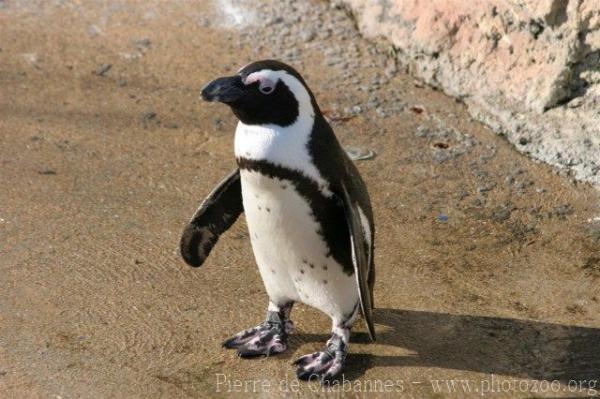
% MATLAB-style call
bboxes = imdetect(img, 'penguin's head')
[201,60,316,126]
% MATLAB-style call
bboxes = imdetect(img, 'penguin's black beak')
[201,75,245,103]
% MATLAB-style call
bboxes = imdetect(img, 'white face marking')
[234,69,332,196]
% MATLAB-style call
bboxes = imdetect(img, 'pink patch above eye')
[244,72,276,93]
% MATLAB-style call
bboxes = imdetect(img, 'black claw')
[238,349,266,359]
[296,369,319,381]
[222,338,240,349]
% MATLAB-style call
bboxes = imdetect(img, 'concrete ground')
[1,0,599,398]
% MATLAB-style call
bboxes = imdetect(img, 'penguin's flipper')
[339,180,376,341]
[180,169,243,267]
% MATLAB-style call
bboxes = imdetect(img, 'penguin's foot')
[222,318,293,358]
[293,333,347,384]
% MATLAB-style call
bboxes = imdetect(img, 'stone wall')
[338,0,600,187]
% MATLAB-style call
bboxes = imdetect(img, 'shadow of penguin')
[335,308,600,386]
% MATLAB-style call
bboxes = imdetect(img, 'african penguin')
[180,60,375,383]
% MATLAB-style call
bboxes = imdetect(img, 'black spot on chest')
[237,157,353,275]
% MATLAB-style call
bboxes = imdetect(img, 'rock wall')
[338,0,600,187]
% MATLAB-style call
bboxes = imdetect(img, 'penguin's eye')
[259,85,274,95]
[244,73,276,95]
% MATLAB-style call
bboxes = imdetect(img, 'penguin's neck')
[234,114,308,160]
[234,110,329,192]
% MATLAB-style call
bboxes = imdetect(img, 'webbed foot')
[293,332,347,383]
[222,302,293,358]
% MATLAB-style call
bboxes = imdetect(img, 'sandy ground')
[1,1,600,398]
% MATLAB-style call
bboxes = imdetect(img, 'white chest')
[240,170,357,319]
[241,170,327,276]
